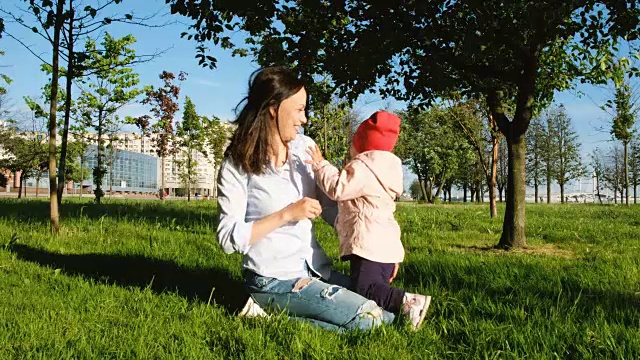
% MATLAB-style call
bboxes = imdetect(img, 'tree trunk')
[415,162,428,202]
[546,165,552,204]
[433,174,446,202]
[534,180,539,203]
[488,137,499,217]
[95,110,104,205]
[36,172,41,197]
[161,156,166,200]
[57,0,74,206]
[109,142,113,197]
[463,182,468,202]
[322,103,328,154]
[426,179,434,203]
[497,130,528,249]
[470,186,475,203]
[79,151,84,199]
[624,142,629,205]
[560,183,565,204]
[17,172,23,199]
[187,152,191,202]
[213,165,219,199]
[475,184,481,202]
[489,79,533,250]
[48,0,64,233]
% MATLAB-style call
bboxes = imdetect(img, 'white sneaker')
[239,296,270,318]
[402,293,431,331]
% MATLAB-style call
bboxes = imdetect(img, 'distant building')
[1,122,234,196]
[82,145,159,193]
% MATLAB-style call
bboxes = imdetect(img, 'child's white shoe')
[402,293,431,331]
[239,296,270,318]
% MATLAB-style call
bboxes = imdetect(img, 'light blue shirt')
[216,135,337,280]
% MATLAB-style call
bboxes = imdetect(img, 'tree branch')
[1,32,51,66]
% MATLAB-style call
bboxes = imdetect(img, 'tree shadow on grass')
[8,243,249,314]
[0,198,217,230]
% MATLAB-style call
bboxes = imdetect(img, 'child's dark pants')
[347,255,405,314]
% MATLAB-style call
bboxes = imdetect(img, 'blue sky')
[1,0,635,194]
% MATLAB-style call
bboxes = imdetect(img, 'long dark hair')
[225,66,305,175]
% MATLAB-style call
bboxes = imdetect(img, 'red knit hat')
[352,111,401,153]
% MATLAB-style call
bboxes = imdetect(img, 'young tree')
[542,108,559,204]
[549,105,585,203]
[526,116,546,203]
[175,96,205,201]
[630,136,640,203]
[22,95,56,197]
[590,148,606,204]
[452,99,502,216]
[132,71,187,200]
[0,125,47,199]
[604,145,626,203]
[306,101,357,167]
[607,80,638,205]
[76,34,142,204]
[408,179,423,201]
[106,132,121,197]
[396,106,475,204]
[64,139,90,194]
[202,115,232,199]
[68,123,90,197]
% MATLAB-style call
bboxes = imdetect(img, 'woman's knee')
[344,299,390,330]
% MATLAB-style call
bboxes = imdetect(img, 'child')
[305,110,431,331]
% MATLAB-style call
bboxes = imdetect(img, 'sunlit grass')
[1,198,638,358]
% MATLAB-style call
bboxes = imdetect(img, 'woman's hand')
[248,197,321,246]
[283,197,323,222]
[305,144,325,167]
[388,263,399,283]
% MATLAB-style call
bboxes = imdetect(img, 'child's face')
[349,144,359,159]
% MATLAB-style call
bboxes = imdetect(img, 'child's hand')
[388,263,399,283]
[305,144,325,166]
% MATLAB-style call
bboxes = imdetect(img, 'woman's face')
[271,87,307,144]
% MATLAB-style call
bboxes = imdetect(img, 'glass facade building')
[83,146,159,193]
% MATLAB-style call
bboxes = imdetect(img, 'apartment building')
[1,122,233,196]
[114,131,220,196]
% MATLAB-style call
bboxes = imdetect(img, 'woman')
[217,67,395,331]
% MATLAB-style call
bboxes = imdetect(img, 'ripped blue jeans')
[245,269,396,332]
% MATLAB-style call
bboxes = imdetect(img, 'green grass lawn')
[0,198,638,359]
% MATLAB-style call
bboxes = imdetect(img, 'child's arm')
[306,145,375,201]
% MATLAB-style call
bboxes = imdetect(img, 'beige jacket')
[313,150,404,264]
